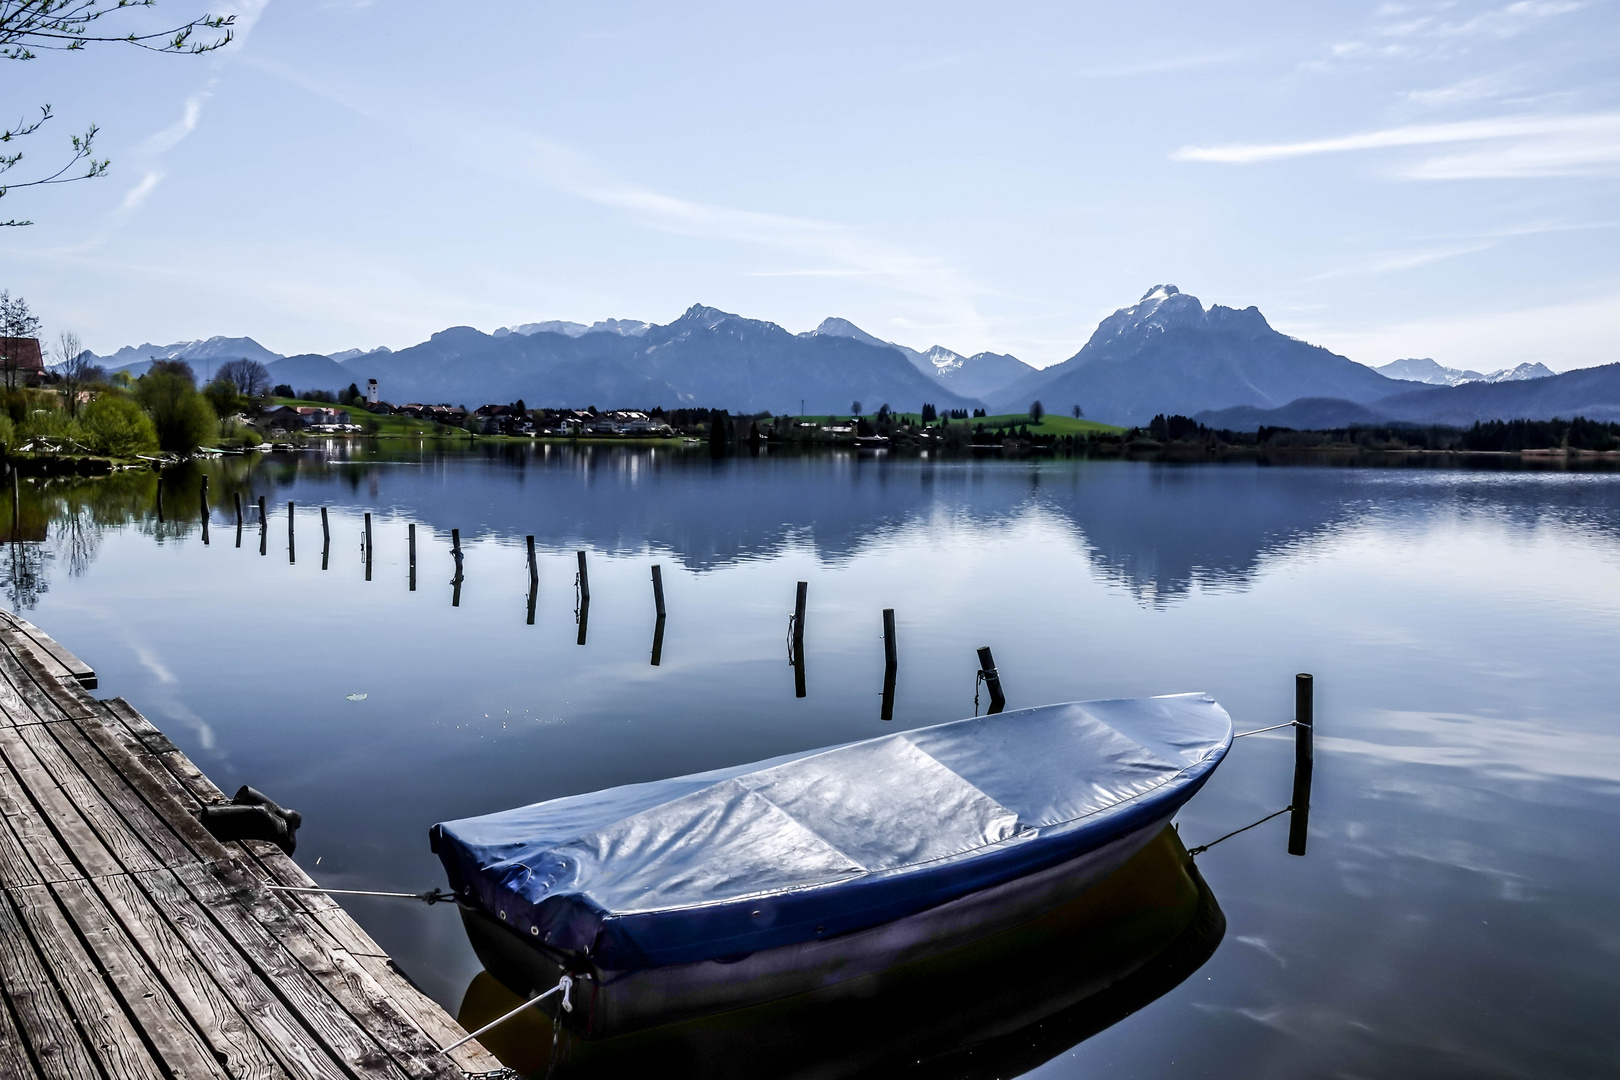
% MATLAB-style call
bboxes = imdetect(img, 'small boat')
[432,693,1232,1039]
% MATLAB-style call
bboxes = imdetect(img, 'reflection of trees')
[1,539,51,610]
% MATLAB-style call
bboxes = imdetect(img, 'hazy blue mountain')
[343,305,980,412]
[1195,363,1620,430]
[1375,357,1555,386]
[808,317,1036,399]
[986,285,1407,426]
[94,335,283,376]
[267,354,355,395]
[1195,398,1389,431]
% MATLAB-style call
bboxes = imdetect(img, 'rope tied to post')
[443,974,574,1054]
[264,884,455,904]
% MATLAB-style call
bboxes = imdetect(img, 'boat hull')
[462,810,1174,1039]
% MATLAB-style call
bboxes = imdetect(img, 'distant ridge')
[807,318,1036,399]
[1375,357,1555,387]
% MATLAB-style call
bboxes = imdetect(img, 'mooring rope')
[1187,805,1292,857]
[264,884,454,905]
[1233,720,1299,738]
[443,974,574,1054]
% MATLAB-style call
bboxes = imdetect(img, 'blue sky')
[5,1,1618,370]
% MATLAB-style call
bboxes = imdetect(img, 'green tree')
[0,289,42,388]
[135,366,215,451]
[1029,400,1045,422]
[202,376,240,419]
[80,393,157,455]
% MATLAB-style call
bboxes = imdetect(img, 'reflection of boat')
[458,825,1225,1078]
[433,695,1232,1040]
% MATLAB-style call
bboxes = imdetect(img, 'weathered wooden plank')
[0,977,45,1080]
[69,713,234,866]
[47,719,198,869]
[94,873,290,1080]
[173,861,412,1080]
[52,878,233,1080]
[9,883,168,1080]
[0,636,95,721]
[0,744,86,885]
[200,858,463,1080]
[0,891,99,1080]
[138,869,353,1080]
[0,659,39,727]
[0,805,43,888]
[18,725,164,874]
[351,954,506,1077]
[0,613,96,689]
[0,727,120,880]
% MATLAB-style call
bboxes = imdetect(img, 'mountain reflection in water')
[456,827,1222,1079]
[10,444,1619,612]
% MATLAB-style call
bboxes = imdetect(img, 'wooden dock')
[0,610,507,1079]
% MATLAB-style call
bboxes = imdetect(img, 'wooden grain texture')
[0,627,501,1080]
[139,868,354,1080]
[0,612,97,689]
[9,883,168,1080]
[0,890,98,1080]
[175,860,412,1080]
[52,877,232,1080]
[97,871,291,1080]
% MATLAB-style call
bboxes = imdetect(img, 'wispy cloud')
[1173,111,1620,178]
[1304,242,1494,281]
[241,54,997,343]
[120,171,165,211]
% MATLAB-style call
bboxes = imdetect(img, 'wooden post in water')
[880,608,897,721]
[526,535,538,586]
[408,523,416,591]
[287,502,295,564]
[976,646,1006,715]
[791,581,808,698]
[651,565,666,618]
[320,506,330,570]
[258,495,267,556]
[234,492,243,547]
[364,513,373,581]
[450,528,463,606]
[792,582,807,656]
[1288,673,1314,857]
[576,550,590,603]
[199,477,209,545]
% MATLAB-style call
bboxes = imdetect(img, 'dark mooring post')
[320,506,330,570]
[651,615,665,666]
[880,608,898,721]
[976,646,1007,715]
[408,523,417,591]
[287,502,295,564]
[199,477,210,545]
[526,535,538,585]
[792,581,808,699]
[364,512,373,581]
[651,565,666,619]
[258,496,267,556]
[234,492,243,547]
[155,479,164,523]
[576,550,590,603]
[1288,673,1314,857]
[450,528,463,606]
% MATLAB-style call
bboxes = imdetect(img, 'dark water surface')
[7,445,1620,1078]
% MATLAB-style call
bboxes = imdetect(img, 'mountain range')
[80,287,1608,428]
[1374,357,1556,386]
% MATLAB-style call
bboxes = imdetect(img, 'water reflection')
[456,828,1223,1079]
[7,448,1620,611]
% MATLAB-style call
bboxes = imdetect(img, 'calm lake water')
[8,445,1620,1078]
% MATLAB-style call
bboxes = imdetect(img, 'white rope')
[1233,721,1298,738]
[442,975,573,1054]
[264,884,453,904]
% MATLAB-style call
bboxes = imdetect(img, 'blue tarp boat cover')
[432,693,1232,972]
